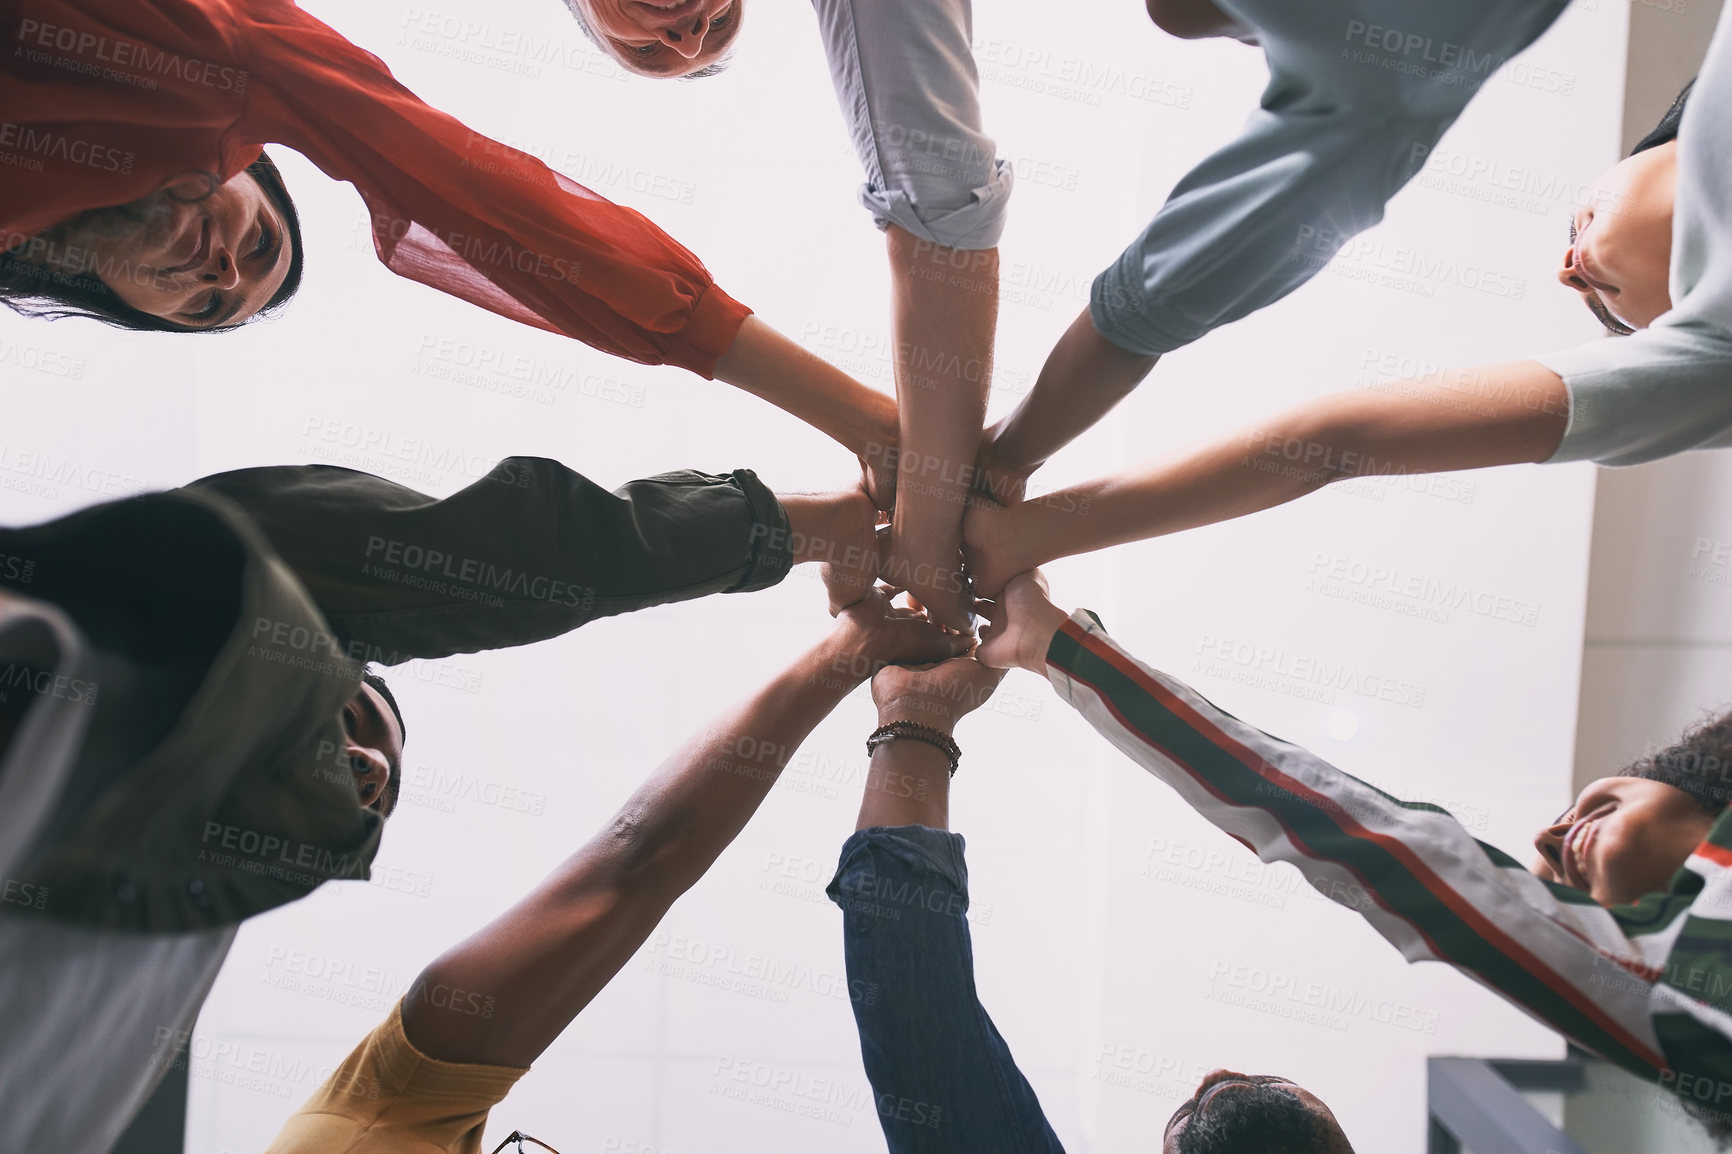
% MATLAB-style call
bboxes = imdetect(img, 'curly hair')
[1620,709,1732,814]
[1174,1083,1338,1154]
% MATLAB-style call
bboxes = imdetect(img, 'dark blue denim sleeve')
[827,826,1066,1154]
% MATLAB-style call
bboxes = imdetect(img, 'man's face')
[570,0,743,77]
[1531,776,1716,907]
[343,683,405,817]
[1161,1070,1351,1153]
[1556,143,1677,333]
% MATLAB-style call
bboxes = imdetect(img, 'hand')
[976,570,1069,674]
[961,495,1026,601]
[830,586,970,683]
[782,485,884,616]
[882,527,974,632]
[816,486,885,616]
[871,648,1006,732]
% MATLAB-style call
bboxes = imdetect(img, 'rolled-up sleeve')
[189,459,793,662]
[1091,105,1443,355]
[810,0,1012,250]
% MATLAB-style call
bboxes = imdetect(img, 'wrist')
[814,631,875,693]
[874,695,962,734]
[1018,604,1070,675]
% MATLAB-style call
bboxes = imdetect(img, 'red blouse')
[0,0,749,375]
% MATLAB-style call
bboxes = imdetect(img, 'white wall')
[0,0,1634,1150]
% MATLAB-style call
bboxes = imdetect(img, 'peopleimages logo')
[0,122,133,173]
[16,18,249,93]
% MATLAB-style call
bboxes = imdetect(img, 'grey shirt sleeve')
[1091,0,1570,356]
[1091,103,1447,355]
[1538,6,1732,467]
[1536,330,1732,467]
[810,0,1012,250]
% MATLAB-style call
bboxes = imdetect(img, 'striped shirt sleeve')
[1045,610,1732,1095]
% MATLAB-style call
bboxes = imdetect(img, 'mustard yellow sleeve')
[266,999,528,1154]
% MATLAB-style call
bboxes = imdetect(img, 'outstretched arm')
[806,0,1011,625]
[400,589,964,1068]
[825,650,1065,1153]
[714,317,901,485]
[977,574,1695,1086]
[975,308,1160,502]
[966,360,1569,595]
[878,227,998,630]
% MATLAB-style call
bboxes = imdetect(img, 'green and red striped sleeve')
[1045,610,1732,1094]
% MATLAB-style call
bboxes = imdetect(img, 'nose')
[1534,818,1570,870]
[347,741,391,809]
[205,242,241,291]
[658,16,709,58]
[1557,244,1590,293]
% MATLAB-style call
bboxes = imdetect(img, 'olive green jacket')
[0,459,791,932]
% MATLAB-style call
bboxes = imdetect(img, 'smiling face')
[1557,142,1678,333]
[1532,777,1716,907]
[343,682,406,818]
[1162,1070,1352,1154]
[567,0,743,77]
[68,169,293,330]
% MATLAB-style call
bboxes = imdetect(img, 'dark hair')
[361,668,406,815]
[1174,1084,1336,1154]
[1580,80,1693,338]
[1632,80,1693,157]
[562,1,735,79]
[1620,709,1732,814]
[0,150,304,333]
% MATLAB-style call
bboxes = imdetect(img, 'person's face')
[1531,777,1715,907]
[1556,142,1677,333]
[1161,1069,1351,1153]
[84,170,292,329]
[573,0,742,76]
[343,683,405,817]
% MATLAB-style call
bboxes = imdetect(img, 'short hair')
[0,150,305,333]
[1620,708,1732,814]
[1174,1084,1335,1154]
[561,0,733,79]
[361,668,406,815]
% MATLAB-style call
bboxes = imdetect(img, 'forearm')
[714,317,899,461]
[1043,612,1664,1075]
[885,229,997,569]
[829,825,1065,1153]
[404,634,863,1065]
[1001,363,1570,569]
[981,308,1158,490]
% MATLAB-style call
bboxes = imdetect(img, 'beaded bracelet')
[866,721,961,777]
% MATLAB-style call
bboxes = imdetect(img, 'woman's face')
[572,0,742,77]
[1556,142,1677,333]
[1531,776,1716,907]
[79,170,292,330]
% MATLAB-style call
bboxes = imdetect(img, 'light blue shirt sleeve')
[810,0,1012,251]
[1539,11,1732,467]
[1092,0,1568,355]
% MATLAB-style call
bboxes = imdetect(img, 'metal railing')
[1428,1055,1587,1154]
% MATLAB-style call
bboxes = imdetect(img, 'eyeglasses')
[488,1132,564,1154]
